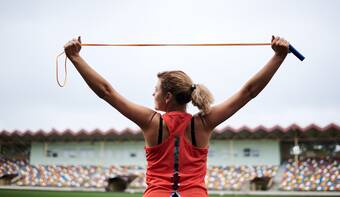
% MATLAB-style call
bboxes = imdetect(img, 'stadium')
[1,123,339,196]
[1,0,340,197]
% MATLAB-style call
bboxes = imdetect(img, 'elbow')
[97,83,114,99]
[243,83,259,99]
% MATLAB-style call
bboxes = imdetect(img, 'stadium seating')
[0,158,27,177]
[1,157,339,191]
[14,164,142,188]
[280,158,340,191]
[205,165,277,190]
[0,157,277,190]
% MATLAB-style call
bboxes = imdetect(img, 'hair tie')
[190,84,197,91]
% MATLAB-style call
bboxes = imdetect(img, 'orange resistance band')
[56,42,271,87]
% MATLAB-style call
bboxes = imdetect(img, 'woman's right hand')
[64,36,82,59]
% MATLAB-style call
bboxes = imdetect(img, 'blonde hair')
[157,70,214,114]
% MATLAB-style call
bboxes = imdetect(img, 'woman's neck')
[165,104,186,113]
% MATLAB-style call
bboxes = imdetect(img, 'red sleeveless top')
[143,111,208,197]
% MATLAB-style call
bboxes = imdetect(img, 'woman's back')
[144,111,208,197]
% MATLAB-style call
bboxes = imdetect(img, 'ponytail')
[191,84,214,115]
[157,70,214,114]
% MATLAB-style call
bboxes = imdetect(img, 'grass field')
[0,189,327,197]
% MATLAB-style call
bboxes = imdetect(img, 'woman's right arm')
[64,37,156,130]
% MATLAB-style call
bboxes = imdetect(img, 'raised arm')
[204,36,289,130]
[64,36,156,130]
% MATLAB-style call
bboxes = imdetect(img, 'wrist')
[68,54,81,62]
[274,52,287,60]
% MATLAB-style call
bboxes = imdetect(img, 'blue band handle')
[289,44,305,61]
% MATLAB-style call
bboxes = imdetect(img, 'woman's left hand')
[271,35,289,58]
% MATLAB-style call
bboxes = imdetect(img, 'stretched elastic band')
[57,41,306,87]
[80,43,271,47]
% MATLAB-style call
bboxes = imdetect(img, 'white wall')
[30,139,280,166]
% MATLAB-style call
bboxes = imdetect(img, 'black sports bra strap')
[191,117,197,147]
[157,115,163,145]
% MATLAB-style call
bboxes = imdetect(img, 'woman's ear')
[164,92,173,104]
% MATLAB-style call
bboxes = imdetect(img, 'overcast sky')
[0,0,339,132]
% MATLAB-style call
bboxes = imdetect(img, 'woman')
[64,35,289,197]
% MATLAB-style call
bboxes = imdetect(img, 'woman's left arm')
[241,36,289,98]
[204,36,289,129]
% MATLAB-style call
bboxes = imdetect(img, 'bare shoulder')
[199,88,252,130]
[142,111,160,132]
[192,112,213,147]
[193,112,213,133]
[142,112,166,147]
